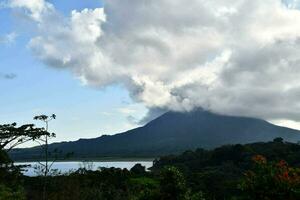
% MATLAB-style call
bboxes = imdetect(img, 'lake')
[16,161,153,176]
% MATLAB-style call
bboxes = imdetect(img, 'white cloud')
[100,111,114,116]
[117,107,136,115]
[8,0,54,21]
[0,32,17,44]
[7,0,300,125]
[271,119,300,130]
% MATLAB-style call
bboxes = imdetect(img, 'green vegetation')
[3,136,300,199]
[0,121,51,200]
[152,138,300,199]
[3,116,300,199]
[240,155,300,199]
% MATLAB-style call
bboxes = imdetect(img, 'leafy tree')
[0,149,11,166]
[33,114,56,200]
[159,166,189,200]
[273,137,284,143]
[0,184,25,200]
[0,122,50,180]
[131,164,146,175]
[0,123,47,152]
[33,114,57,175]
[129,177,160,200]
[0,121,50,200]
[240,155,300,200]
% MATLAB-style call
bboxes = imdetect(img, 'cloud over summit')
[8,0,300,122]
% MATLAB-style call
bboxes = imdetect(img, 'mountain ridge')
[10,110,300,160]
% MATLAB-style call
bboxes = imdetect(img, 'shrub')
[240,155,300,200]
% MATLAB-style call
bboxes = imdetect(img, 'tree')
[159,166,189,200]
[240,155,300,199]
[33,114,56,200]
[0,123,47,152]
[0,184,25,200]
[0,122,49,200]
[130,163,146,175]
[33,114,56,176]
[273,137,284,143]
[0,122,49,172]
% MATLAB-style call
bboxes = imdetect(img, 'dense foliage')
[0,149,25,200]
[240,155,300,199]
[152,138,300,199]
[0,123,49,151]
[3,138,300,199]
[0,122,52,200]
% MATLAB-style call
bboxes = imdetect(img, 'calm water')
[16,161,153,176]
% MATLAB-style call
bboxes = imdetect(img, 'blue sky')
[0,0,147,146]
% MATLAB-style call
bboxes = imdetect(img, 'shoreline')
[14,157,156,163]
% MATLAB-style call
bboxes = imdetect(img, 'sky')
[1,0,300,146]
[0,0,148,146]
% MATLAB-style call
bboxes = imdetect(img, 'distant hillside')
[10,109,300,160]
